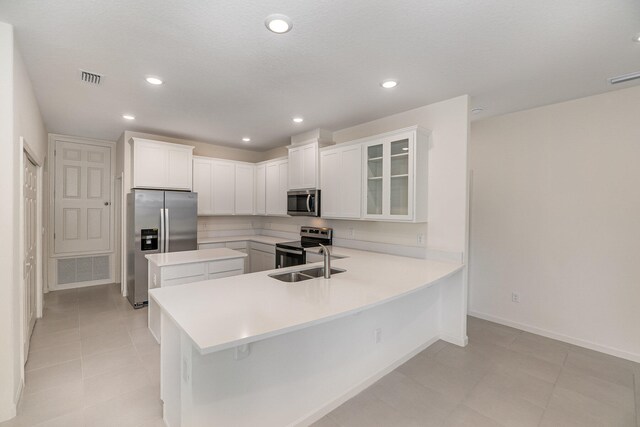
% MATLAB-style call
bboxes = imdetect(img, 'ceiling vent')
[608,71,640,85]
[80,70,102,85]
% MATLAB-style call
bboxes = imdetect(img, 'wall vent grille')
[57,255,110,285]
[80,70,102,85]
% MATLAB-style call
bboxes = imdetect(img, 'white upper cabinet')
[235,163,254,215]
[265,159,288,215]
[288,141,318,190]
[255,164,266,215]
[320,144,362,219]
[361,127,429,222]
[131,138,193,190]
[192,156,255,216]
[193,158,213,215]
[211,160,235,215]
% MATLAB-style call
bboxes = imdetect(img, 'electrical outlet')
[347,227,355,239]
[511,292,520,303]
[374,328,382,343]
[417,233,425,245]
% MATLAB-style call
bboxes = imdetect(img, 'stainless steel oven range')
[275,226,333,269]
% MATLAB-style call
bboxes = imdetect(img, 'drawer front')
[225,241,247,250]
[199,242,225,249]
[250,242,275,254]
[208,258,244,273]
[163,263,206,281]
[208,269,243,280]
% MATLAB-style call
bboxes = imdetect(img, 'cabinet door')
[193,159,213,215]
[320,149,340,217]
[134,141,167,188]
[341,144,362,218]
[255,164,266,215]
[265,162,279,215]
[288,147,302,189]
[235,164,254,215]
[167,147,192,190]
[388,135,413,219]
[364,142,384,217]
[278,161,289,215]
[301,143,317,188]
[211,161,235,215]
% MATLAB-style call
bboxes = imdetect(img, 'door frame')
[47,134,116,290]
[18,136,44,370]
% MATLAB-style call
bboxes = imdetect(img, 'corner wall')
[0,21,48,422]
[469,85,640,361]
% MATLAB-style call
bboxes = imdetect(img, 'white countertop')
[150,244,464,355]
[145,248,247,267]
[198,235,287,245]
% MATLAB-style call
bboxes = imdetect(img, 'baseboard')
[440,333,468,347]
[0,381,20,423]
[291,335,440,427]
[468,310,640,363]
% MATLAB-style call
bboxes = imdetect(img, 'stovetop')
[276,240,321,250]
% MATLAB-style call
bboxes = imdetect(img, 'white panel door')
[320,150,340,217]
[340,145,362,218]
[235,164,254,215]
[23,157,37,358]
[193,158,213,215]
[54,140,111,254]
[211,161,235,215]
[255,164,266,215]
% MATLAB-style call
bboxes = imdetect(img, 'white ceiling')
[1,0,639,150]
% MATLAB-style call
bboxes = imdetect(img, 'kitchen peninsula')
[150,245,466,427]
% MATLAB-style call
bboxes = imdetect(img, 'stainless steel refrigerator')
[126,189,197,308]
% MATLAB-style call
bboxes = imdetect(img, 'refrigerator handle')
[165,208,170,253]
[159,208,165,253]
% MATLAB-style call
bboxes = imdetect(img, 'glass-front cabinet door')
[363,131,414,220]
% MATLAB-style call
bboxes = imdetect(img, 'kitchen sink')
[298,267,346,278]
[269,267,346,283]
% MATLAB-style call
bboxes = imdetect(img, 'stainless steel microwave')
[287,189,320,217]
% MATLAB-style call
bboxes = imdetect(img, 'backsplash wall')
[197,215,428,248]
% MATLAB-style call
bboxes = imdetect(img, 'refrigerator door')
[127,189,164,308]
[164,191,198,253]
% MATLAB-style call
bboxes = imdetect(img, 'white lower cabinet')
[249,242,275,272]
[148,256,245,343]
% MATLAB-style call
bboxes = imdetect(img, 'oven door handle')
[276,247,305,255]
[306,194,311,212]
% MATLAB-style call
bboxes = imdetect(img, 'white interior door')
[54,140,112,254]
[24,156,37,358]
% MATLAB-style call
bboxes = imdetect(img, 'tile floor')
[1,283,639,426]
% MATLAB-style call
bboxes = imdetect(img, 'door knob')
[104,202,110,206]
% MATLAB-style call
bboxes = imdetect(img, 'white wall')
[469,85,640,362]
[0,21,47,422]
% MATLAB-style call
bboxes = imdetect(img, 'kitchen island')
[150,246,466,427]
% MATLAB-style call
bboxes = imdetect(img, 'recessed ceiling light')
[471,107,484,114]
[292,117,304,123]
[145,77,163,85]
[242,137,251,142]
[122,114,135,120]
[381,80,398,89]
[634,33,640,42]
[265,14,292,34]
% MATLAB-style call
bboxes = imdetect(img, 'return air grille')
[57,255,110,285]
[80,70,102,85]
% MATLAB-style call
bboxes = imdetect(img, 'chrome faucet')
[318,244,331,279]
